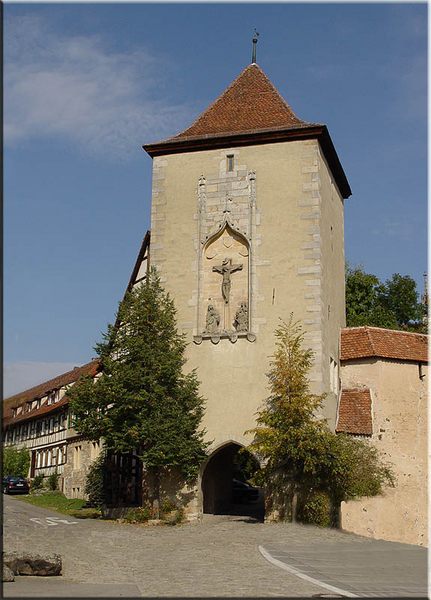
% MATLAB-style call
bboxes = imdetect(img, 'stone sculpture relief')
[193,167,258,344]
[204,304,220,334]
[233,302,248,332]
[212,258,243,305]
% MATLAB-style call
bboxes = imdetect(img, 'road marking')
[30,516,79,526]
[258,545,359,598]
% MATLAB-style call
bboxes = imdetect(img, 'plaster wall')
[340,359,428,546]
[149,139,345,453]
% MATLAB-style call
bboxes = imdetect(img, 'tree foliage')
[247,316,394,524]
[3,447,30,478]
[346,265,425,331]
[68,268,209,511]
[85,451,107,508]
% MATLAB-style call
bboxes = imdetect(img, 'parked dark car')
[2,476,30,495]
[232,478,259,503]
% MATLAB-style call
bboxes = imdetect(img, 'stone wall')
[340,358,428,546]
[62,438,101,499]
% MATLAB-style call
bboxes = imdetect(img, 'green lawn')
[15,491,101,518]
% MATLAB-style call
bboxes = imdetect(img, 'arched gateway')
[201,442,263,518]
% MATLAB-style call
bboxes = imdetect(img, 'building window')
[73,445,82,470]
[226,154,234,172]
[330,357,339,394]
[57,445,66,465]
[90,441,100,461]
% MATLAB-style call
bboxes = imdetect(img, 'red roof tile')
[3,360,100,424]
[143,63,352,199]
[173,63,312,140]
[3,396,70,427]
[336,388,373,436]
[340,327,428,363]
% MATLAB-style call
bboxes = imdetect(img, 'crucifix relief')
[212,258,243,305]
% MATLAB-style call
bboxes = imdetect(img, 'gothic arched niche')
[201,224,249,335]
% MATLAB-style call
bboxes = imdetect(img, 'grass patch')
[16,491,88,516]
[68,508,102,519]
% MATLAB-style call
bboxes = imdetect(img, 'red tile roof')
[3,360,100,425]
[341,327,428,363]
[3,396,70,427]
[143,63,352,199]
[173,63,313,140]
[336,388,373,436]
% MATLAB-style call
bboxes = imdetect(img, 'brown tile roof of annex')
[340,327,428,363]
[3,360,100,414]
[336,388,373,436]
[143,64,352,199]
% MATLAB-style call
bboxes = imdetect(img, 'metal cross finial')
[252,29,259,64]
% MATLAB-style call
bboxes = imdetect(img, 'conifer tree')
[68,268,209,515]
[247,316,394,524]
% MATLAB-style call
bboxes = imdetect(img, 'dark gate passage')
[201,442,264,519]
[104,451,142,507]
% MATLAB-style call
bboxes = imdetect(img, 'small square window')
[227,155,234,172]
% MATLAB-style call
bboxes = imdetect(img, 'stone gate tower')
[143,63,351,514]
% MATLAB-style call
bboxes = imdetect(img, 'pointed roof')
[174,64,313,139]
[144,63,351,198]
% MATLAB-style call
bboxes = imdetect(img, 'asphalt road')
[3,495,428,598]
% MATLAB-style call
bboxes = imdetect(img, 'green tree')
[247,317,394,524]
[85,452,107,508]
[380,273,424,328]
[346,265,425,331]
[345,265,397,328]
[3,447,30,478]
[68,268,210,516]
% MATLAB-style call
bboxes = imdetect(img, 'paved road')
[3,495,428,597]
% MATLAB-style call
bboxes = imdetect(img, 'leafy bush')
[84,452,107,508]
[47,472,59,491]
[160,498,177,515]
[3,447,30,478]
[162,507,185,526]
[31,474,44,490]
[297,490,331,527]
[124,506,152,523]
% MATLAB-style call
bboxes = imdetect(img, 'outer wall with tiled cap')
[339,350,428,546]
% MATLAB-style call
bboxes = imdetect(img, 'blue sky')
[4,3,427,396]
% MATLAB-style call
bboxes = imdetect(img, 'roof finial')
[252,29,259,64]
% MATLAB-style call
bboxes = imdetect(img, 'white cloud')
[4,15,190,159]
[4,361,82,398]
